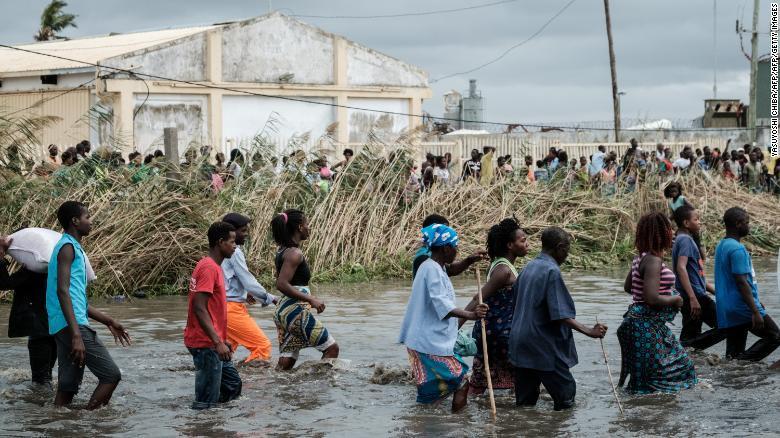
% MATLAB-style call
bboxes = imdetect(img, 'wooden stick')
[597,315,624,415]
[476,268,497,420]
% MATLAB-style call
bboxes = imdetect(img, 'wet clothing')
[407,348,469,404]
[680,294,726,350]
[0,261,56,384]
[184,257,228,349]
[226,302,272,362]
[46,233,89,335]
[273,286,335,359]
[54,325,121,393]
[399,259,457,356]
[723,315,780,361]
[508,253,577,372]
[275,248,311,286]
[470,258,517,394]
[188,347,242,410]
[617,254,696,394]
[714,238,765,329]
[672,233,724,350]
[514,362,576,411]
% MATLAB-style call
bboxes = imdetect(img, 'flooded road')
[0,258,778,437]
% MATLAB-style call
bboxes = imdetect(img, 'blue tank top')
[46,233,89,334]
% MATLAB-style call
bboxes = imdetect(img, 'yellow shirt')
[480,151,495,185]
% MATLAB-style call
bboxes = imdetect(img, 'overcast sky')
[1,0,774,125]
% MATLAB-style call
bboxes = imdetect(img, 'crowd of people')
[412,139,780,196]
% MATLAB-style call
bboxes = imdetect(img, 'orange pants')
[226,302,272,362]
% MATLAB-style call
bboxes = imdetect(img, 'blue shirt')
[221,246,276,305]
[46,234,89,334]
[672,233,707,297]
[399,258,457,356]
[590,151,606,176]
[714,238,765,328]
[508,253,577,371]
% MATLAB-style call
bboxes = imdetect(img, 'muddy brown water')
[0,258,778,437]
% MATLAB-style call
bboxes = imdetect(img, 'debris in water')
[370,363,412,385]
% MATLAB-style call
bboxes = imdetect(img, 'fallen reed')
[0,147,777,298]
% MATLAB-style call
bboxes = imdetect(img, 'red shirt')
[184,257,227,348]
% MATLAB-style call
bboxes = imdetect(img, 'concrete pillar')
[163,127,178,160]
[336,94,349,144]
[209,92,223,153]
[118,90,135,153]
[206,29,223,84]
[409,97,422,131]
[333,37,347,86]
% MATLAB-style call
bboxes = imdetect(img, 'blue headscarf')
[421,224,459,248]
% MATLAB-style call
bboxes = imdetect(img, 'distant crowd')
[7,138,780,198]
[412,138,780,196]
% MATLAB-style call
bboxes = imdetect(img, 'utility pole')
[603,0,620,143]
[713,0,717,98]
[748,0,759,143]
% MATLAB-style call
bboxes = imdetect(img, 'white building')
[0,12,431,158]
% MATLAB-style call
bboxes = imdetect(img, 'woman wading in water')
[461,218,528,395]
[271,209,339,370]
[617,212,697,394]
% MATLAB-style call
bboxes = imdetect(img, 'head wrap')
[421,224,458,248]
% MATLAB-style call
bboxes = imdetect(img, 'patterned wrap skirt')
[469,287,515,394]
[617,302,697,394]
[407,349,470,404]
[273,286,335,359]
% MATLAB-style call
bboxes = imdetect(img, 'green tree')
[34,0,77,42]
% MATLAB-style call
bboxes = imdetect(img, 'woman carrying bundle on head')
[617,212,697,394]
[460,218,528,395]
[399,224,488,412]
[271,209,339,370]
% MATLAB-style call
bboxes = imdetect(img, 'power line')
[432,0,578,83]
[294,0,518,19]
[0,43,756,133]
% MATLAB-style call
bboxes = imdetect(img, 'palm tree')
[34,0,77,42]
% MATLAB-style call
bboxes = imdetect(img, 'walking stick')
[597,315,624,415]
[475,268,497,420]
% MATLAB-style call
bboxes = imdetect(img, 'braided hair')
[487,218,521,259]
[635,211,674,255]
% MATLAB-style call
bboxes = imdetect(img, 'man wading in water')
[47,201,131,409]
[221,213,277,367]
[184,222,242,409]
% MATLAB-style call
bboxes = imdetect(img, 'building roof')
[0,26,214,76]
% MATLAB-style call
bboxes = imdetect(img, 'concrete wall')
[348,97,409,143]
[347,43,428,87]
[222,95,335,154]
[221,15,334,84]
[104,34,208,82]
[132,94,208,156]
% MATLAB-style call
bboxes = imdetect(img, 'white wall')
[222,95,335,154]
[348,97,409,143]
[132,94,208,156]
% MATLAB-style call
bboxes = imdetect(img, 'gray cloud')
[1,0,773,124]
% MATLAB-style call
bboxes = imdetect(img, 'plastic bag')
[7,228,96,281]
[453,328,477,357]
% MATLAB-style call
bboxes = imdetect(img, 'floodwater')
[0,258,778,437]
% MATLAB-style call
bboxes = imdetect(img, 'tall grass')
[0,145,778,298]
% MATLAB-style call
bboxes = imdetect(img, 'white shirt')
[432,167,450,184]
[673,158,691,169]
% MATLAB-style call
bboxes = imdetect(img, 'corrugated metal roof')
[0,26,214,75]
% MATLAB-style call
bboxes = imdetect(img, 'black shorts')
[54,325,121,393]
